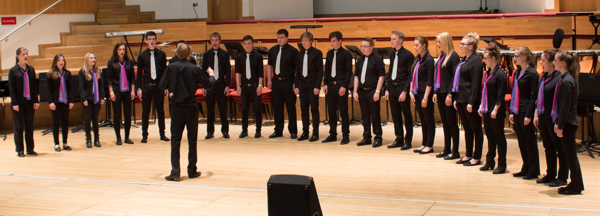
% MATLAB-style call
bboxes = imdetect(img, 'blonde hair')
[463,32,480,50]
[515,46,536,68]
[83,52,100,81]
[391,30,405,41]
[436,32,455,67]
[176,43,191,60]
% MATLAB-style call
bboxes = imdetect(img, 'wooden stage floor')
[1,119,599,215]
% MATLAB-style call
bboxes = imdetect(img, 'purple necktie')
[509,69,527,114]
[119,61,129,92]
[92,71,100,104]
[481,69,496,113]
[433,54,446,91]
[551,77,563,123]
[451,61,466,93]
[537,71,557,115]
[20,68,31,100]
[58,71,68,104]
[411,54,428,94]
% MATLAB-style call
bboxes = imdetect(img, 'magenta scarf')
[20,67,31,100]
[537,71,558,115]
[411,53,428,94]
[118,61,129,92]
[58,71,68,104]
[509,68,527,114]
[433,54,446,91]
[481,67,496,113]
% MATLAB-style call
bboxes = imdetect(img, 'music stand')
[345,45,364,124]
[224,42,246,59]
[577,73,600,158]
[589,15,600,49]
[290,25,323,32]
[372,47,394,59]
[254,46,269,57]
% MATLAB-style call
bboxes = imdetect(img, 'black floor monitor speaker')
[267,174,322,216]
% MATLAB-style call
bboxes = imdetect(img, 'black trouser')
[169,104,199,177]
[358,88,382,140]
[206,81,229,134]
[538,118,568,181]
[298,79,319,134]
[456,102,483,159]
[483,112,507,167]
[113,91,132,140]
[414,91,435,147]
[82,100,101,141]
[141,84,166,137]
[513,113,540,176]
[12,100,35,153]
[388,85,413,144]
[51,102,70,144]
[241,85,262,132]
[271,78,297,135]
[437,92,459,154]
[560,124,584,191]
[326,83,349,137]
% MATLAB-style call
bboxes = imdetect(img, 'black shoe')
[62,145,72,151]
[223,133,230,139]
[340,136,350,145]
[456,158,470,164]
[548,179,568,187]
[558,187,581,195]
[17,152,25,157]
[413,147,424,153]
[493,167,506,174]
[94,140,101,147]
[54,145,61,152]
[239,130,248,138]
[444,153,461,160]
[420,148,434,154]
[372,139,382,148]
[141,137,148,143]
[269,132,283,138]
[165,175,181,181]
[322,135,337,143]
[463,160,481,166]
[160,135,170,141]
[116,139,122,145]
[188,172,201,179]
[290,134,297,139]
[480,162,495,171]
[387,140,403,148]
[124,139,134,144]
[26,151,37,156]
[86,139,92,148]
[254,131,261,138]
[309,134,319,142]
[513,171,527,177]
[400,144,412,150]
[436,151,448,158]
[297,132,309,141]
[357,138,372,146]
[205,132,214,139]
[523,175,538,180]
[536,175,556,184]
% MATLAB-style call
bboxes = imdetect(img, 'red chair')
[260,69,272,120]
[228,68,242,123]
[505,70,515,126]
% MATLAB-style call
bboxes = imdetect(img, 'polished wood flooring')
[1,119,599,215]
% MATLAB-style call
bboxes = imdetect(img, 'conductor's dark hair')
[329,31,343,41]
[146,31,157,39]
[276,29,289,37]
[176,40,186,45]
[243,35,254,42]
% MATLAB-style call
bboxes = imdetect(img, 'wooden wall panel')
[208,17,573,42]
[0,0,96,15]
[559,0,597,12]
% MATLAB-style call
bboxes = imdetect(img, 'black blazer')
[537,71,561,120]
[434,51,461,94]
[47,70,73,104]
[78,69,104,102]
[454,53,483,105]
[8,64,39,106]
[556,71,579,130]
[410,53,435,94]
[482,65,506,113]
[510,66,539,118]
